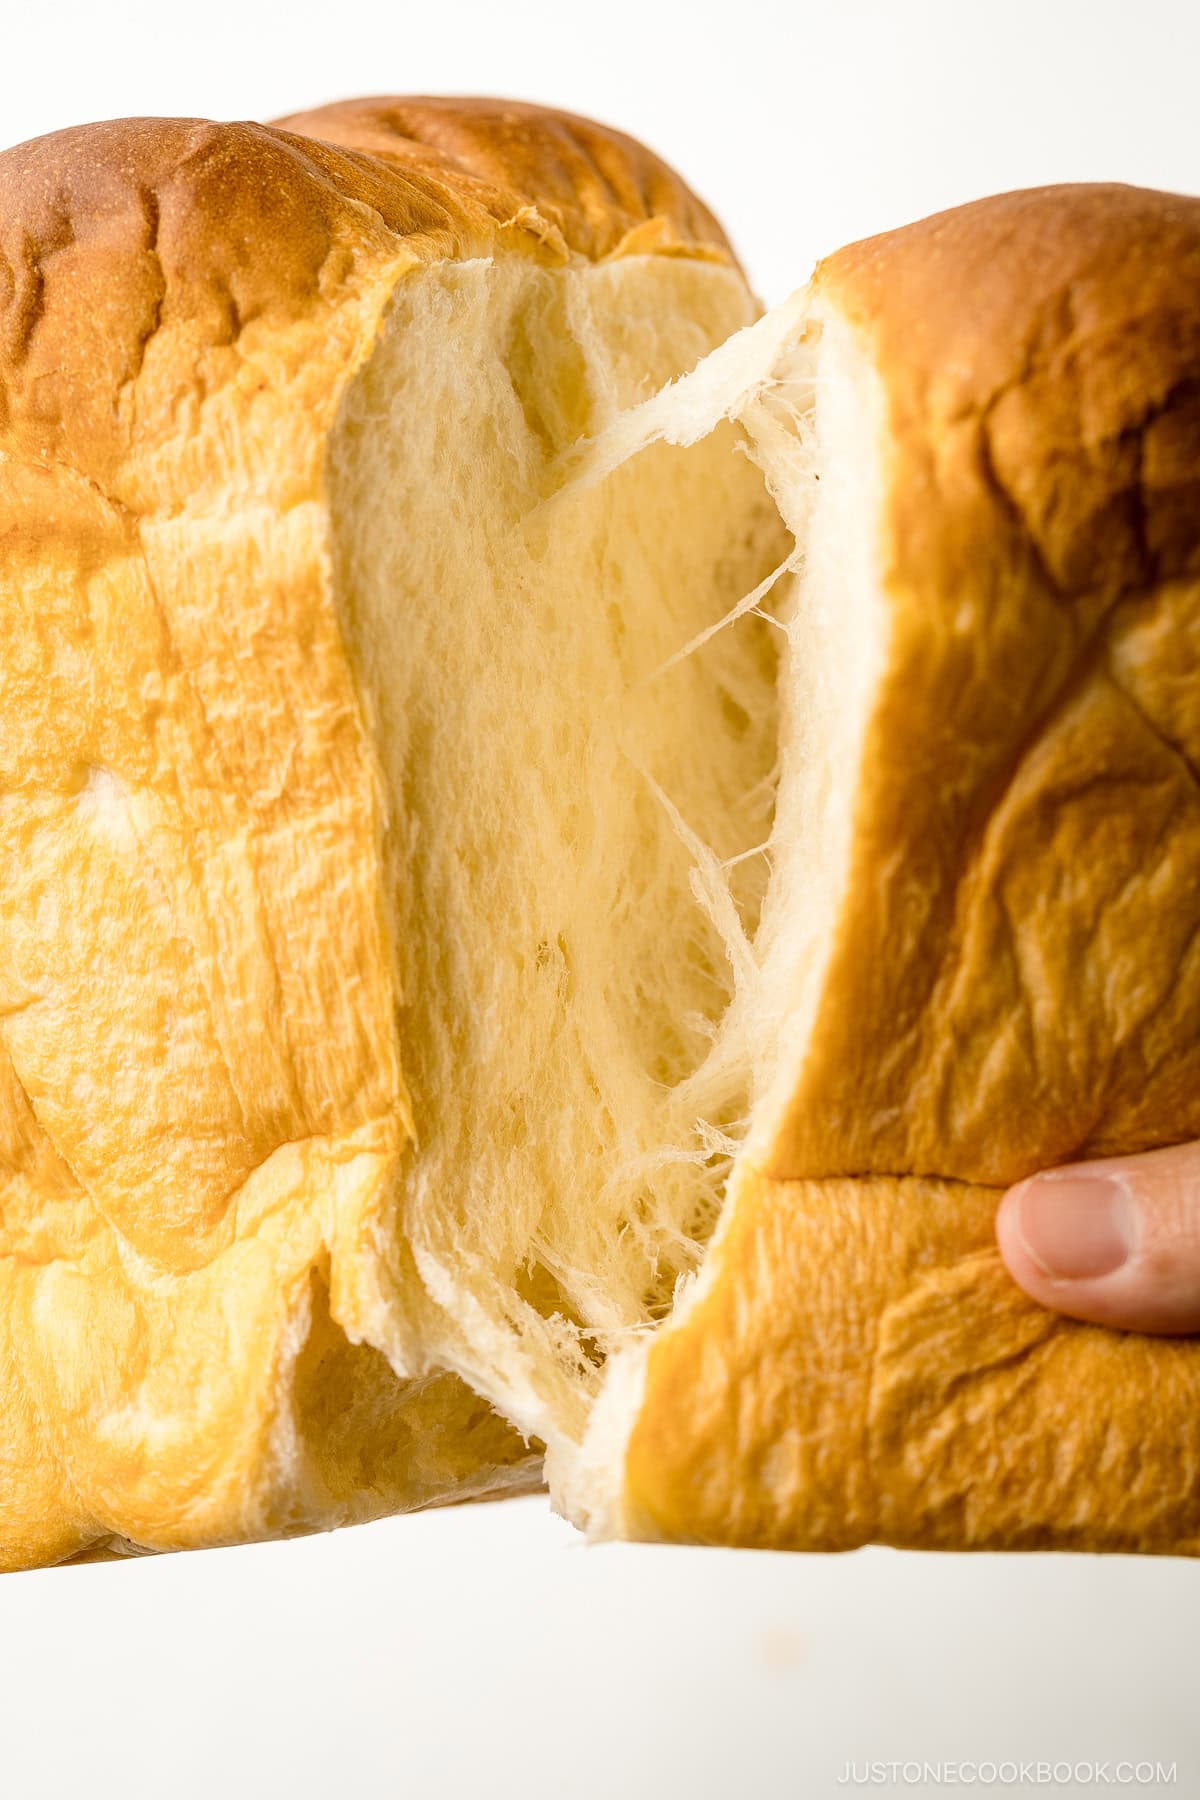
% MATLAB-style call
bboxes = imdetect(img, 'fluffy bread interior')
[550,303,892,1528]
[328,255,790,1443]
[329,253,884,1493]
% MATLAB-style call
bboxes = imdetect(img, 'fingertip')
[995,1175,1074,1311]
[997,1160,1200,1335]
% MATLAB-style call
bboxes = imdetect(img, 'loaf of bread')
[2,97,1199,1568]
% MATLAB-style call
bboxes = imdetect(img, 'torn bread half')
[0,97,775,1565]
[561,182,1200,1552]
[3,96,1200,1567]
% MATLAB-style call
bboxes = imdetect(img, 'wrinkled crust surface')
[623,1170,1200,1552]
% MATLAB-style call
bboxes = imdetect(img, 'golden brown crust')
[628,185,1200,1553]
[626,1170,1200,1552]
[273,96,735,265]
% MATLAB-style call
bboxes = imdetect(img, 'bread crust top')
[817,181,1200,606]
[0,98,732,486]
[275,95,735,263]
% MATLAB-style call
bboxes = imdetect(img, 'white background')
[3,3,1199,1796]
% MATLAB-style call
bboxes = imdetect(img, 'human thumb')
[997,1141,1200,1334]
